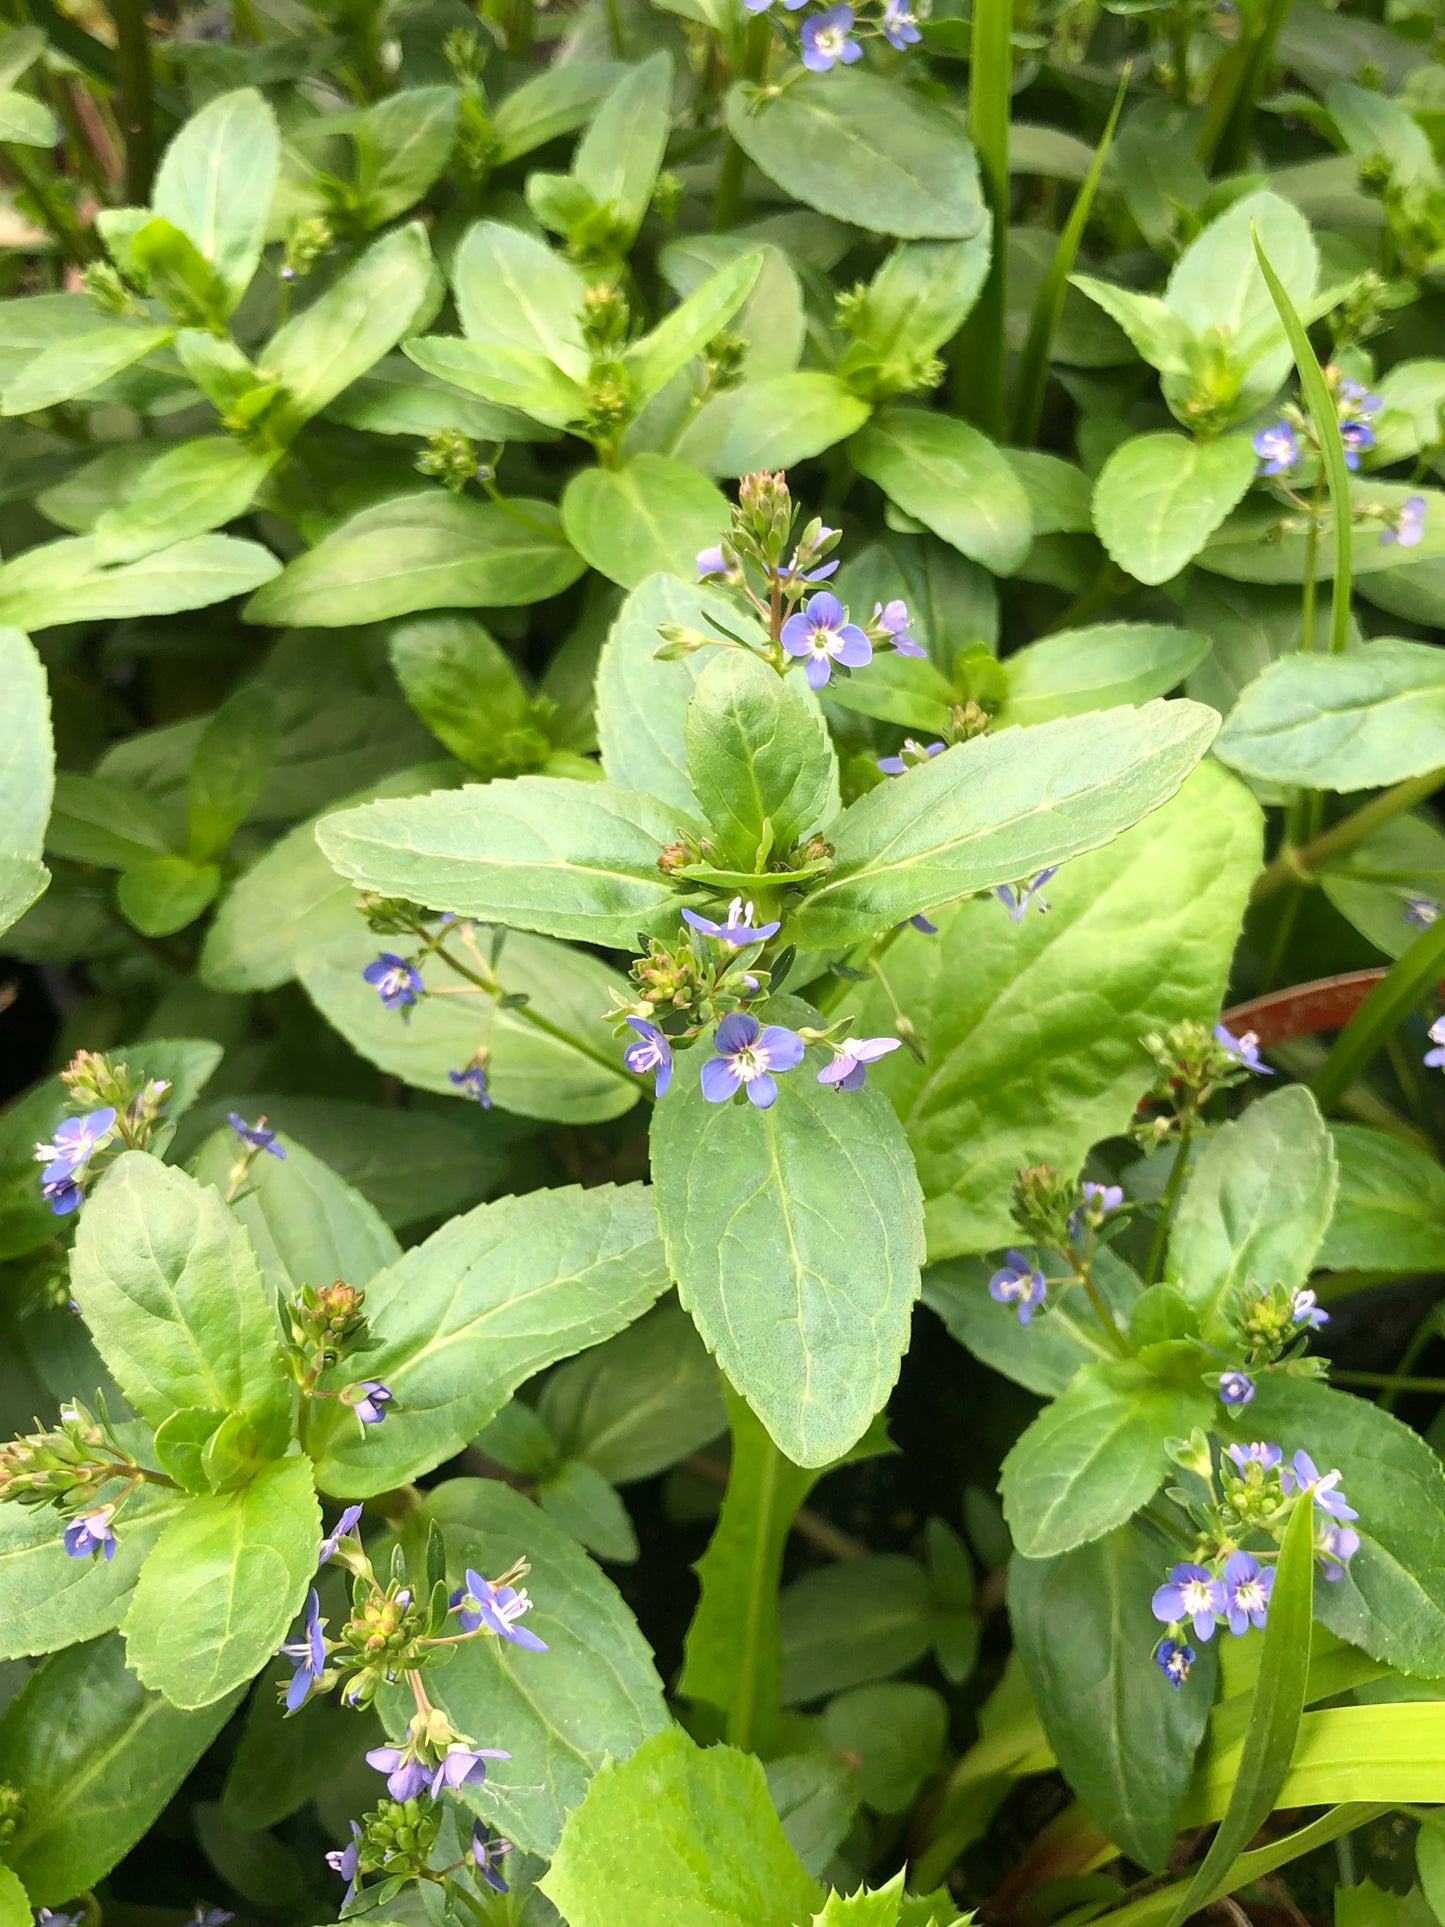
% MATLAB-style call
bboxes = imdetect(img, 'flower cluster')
[1252,372,1427,549]
[279,1278,394,1436]
[622,1007,899,1109]
[32,1050,172,1218]
[743,0,922,68]
[0,1398,173,1565]
[1150,1440,1360,1685]
[989,1169,1131,1327]
[1133,1016,1272,1149]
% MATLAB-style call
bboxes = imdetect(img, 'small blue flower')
[1151,1562,1225,1641]
[363,952,424,1017]
[1069,1181,1124,1239]
[1337,378,1381,410]
[431,1740,512,1797]
[682,895,781,946]
[325,1821,363,1906]
[228,1112,285,1159]
[471,1822,513,1895]
[697,544,731,575]
[993,868,1057,922]
[63,1506,117,1562]
[35,1106,117,1213]
[907,912,938,934]
[1405,895,1441,928]
[1154,1637,1195,1689]
[449,1064,491,1108]
[1382,494,1426,548]
[319,1504,364,1566]
[1317,1523,1360,1582]
[988,1250,1047,1325]
[818,1035,902,1091]
[624,1017,673,1095]
[281,1588,327,1710]
[1339,419,1375,470]
[1221,1551,1273,1635]
[37,1912,86,1927]
[41,1174,83,1216]
[1252,422,1298,475]
[800,3,862,68]
[882,0,922,44]
[1290,1287,1328,1330]
[1219,1370,1255,1408]
[1228,1441,1283,1471]
[351,1380,393,1426]
[1213,1021,1273,1075]
[1282,1450,1358,1521]
[873,598,925,655]
[1426,1016,1445,1069]
[451,1567,548,1649]
[877,738,944,776]
[366,1742,431,1802]
[779,590,871,688]
[700,1011,804,1109]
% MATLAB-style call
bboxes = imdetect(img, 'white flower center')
[1181,1579,1214,1613]
[1234,1579,1266,1612]
[816,26,844,52]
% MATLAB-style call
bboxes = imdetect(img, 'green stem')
[1251,765,1445,902]
[950,0,1009,434]
[105,0,154,202]
[1299,498,1321,652]
[1076,1264,1131,1354]
[1330,1371,1445,1394]
[1143,1117,1192,1286]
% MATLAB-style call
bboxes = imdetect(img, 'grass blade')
[950,0,1010,436]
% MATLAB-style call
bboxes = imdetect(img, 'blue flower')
[1221,1551,1273,1635]
[988,1250,1047,1325]
[1382,494,1426,548]
[366,1742,431,1802]
[1290,1287,1328,1330]
[1228,1441,1283,1471]
[451,1567,548,1650]
[1213,1021,1273,1074]
[281,1588,327,1710]
[1154,1638,1195,1689]
[471,1822,513,1895]
[697,544,731,575]
[877,738,944,776]
[873,598,925,654]
[993,868,1057,922]
[624,1017,673,1094]
[882,0,922,44]
[1337,378,1381,410]
[1426,1016,1445,1069]
[779,590,871,688]
[1252,422,1298,475]
[41,1174,83,1215]
[700,1011,805,1109]
[1339,419,1375,470]
[1317,1523,1360,1582]
[1069,1181,1124,1238]
[800,3,862,68]
[1219,1370,1255,1408]
[682,895,781,946]
[325,1821,363,1906]
[449,1064,491,1108]
[352,1380,393,1426]
[818,1035,901,1091]
[1151,1562,1224,1641]
[1281,1450,1358,1521]
[363,952,424,1016]
[907,912,938,934]
[62,1506,117,1561]
[319,1504,364,1566]
[431,1740,512,1797]
[1405,895,1441,928]
[228,1112,285,1159]
[779,532,839,582]
[34,1106,118,1213]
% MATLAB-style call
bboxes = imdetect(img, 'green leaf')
[850,409,1033,576]
[996,622,1211,728]
[1318,1124,1445,1274]
[685,649,837,870]
[572,52,672,245]
[187,680,279,861]
[1163,1490,1315,1927]
[152,86,280,311]
[122,1454,319,1708]
[1165,1085,1338,1344]
[308,1182,670,1496]
[351,84,459,226]
[1009,1521,1217,1869]
[767,1754,859,1880]
[0,1865,26,1927]
[0,1633,240,1902]
[652,1021,925,1467]
[0,323,172,416]
[923,1253,1139,1394]
[1000,1360,1208,1558]
[1318,812,1445,961]
[821,1684,947,1815]
[92,436,277,565]
[540,1727,822,1927]
[674,373,872,478]
[389,614,539,774]
[247,492,581,626]
[323,353,547,440]
[315,774,686,945]
[790,698,1221,952]
[1092,433,1258,586]
[537,1300,727,1484]
[0,88,55,144]
[115,852,220,936]
[70,1152,293,1440]
[1067,277,1194,378]
[842,236,991,394]
[661,235,805,381]
[492,61,628,163]
[263,222,438,439]
[452,218,589,375]
[0,533,279,631]
[537,1459,638,1564]
[222,1649,381,1832]
[1215,638,1445,792]
[780,1554,933,1705]
[405,333,586,428]
[1167,188,1317,376]
[417,1477,669,1853]
[0,627,51,937]
[562,456,730,592]
[623,252,762,405]
[726,71,985,241]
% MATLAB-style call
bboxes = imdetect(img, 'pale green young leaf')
[0,627,51,937]
[660,235,805,380]
[0,533,279,631]
[404,333,587,428]
[624,252,761,404]
[850,410,1033,577]
[323,353,546,440]
[451,218,590,375]
[1067,276,1196,375]
[352,84,459,226]
[492,61,628,163]
[1092,433,1258,585]
[389,614,537,774]
[152,86,280,310]
[674,374,872,478]
[562,456,730,591]
[0,88,54,145]
[92,437,277,565]
[115,853,220,937]
[996,622,1210,727]
[0,324,172,417]
[1165,189,1318,353]
[572,52,672,243]
[685,648,838,870]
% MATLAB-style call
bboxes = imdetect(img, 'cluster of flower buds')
[415,427,490,493]
[1133,1018,1271,1148]
[0,1783,22,1853]
[281,214,333,283]
[32,1052,172,1218]
[1151,1435,1360,1687]
[284,1280,374,1375]
[0,1398,174,1564]
[327,1801,511,1910]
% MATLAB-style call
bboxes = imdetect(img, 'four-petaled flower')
[1228,1440,1283,1471]
[779,591,871,687]
[1425,1016,1445,1069]
[1317,1523,1360,1582]
[1252,422,1298,475]
[1281,1450,1358,1521]
[325,1821,363,1906]
[1154,1638,1195,1689]
[624,1017,673,1095]
[63,1505,117,1562]
[281,1588,327,1711]
[700,1011,805,1109]
[818,1035,902,1091]
[363,952,424,1017]
[352,1380,393,1426]
[988,1250,1047,1325]
[1221,1551,1273,1635]
[449,1064,491,1108]
[34,1105,117,1215]
[319,1504,364,1566]
[993,868,1057,922]
[877,738,944,776]
[882,0,922,46]
[800,3,862,67]
[1381,495,1426,548]
[432,1740,512,1797]
[682,896,781,946]
[1213,1022,1273,1074]
[471,1821,512,1895]
[874,598,924,655]
[1290,1287,1328,1330]
[1219,1370,1255,1408]
[452,1567,549,1650]
[1151,1562,1225,1640]
[1405,895,1441,928]
[229,1112,285,1160]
